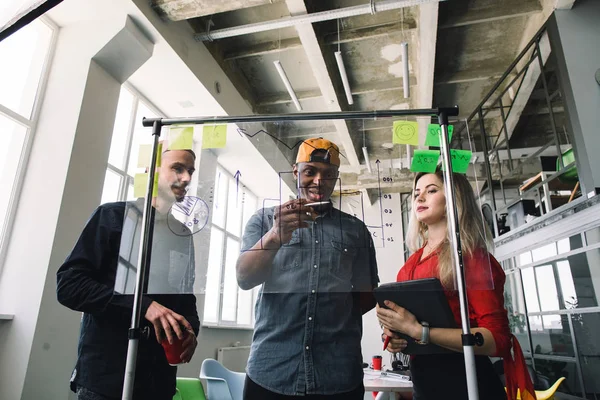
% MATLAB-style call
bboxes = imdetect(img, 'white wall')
[0,18,130,398]
[334,192,406,398]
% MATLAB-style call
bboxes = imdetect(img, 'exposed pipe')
[194,0,445,42]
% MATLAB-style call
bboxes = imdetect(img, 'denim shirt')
[241,205,379,395]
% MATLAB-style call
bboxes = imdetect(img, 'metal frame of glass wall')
[499,223,600,399]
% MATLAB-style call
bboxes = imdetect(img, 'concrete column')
[0,15,152,399]
[547,0,600,196]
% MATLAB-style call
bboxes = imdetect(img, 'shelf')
[519,171,577,193]
[0,314,14,321]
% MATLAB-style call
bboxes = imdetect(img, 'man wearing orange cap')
[237,138,379,399]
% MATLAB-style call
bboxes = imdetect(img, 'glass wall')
[502,231,600,399]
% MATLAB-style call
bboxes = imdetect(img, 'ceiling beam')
[282,0,360,171]
[256,78,418,106]
[416,2,439,142]
[223,37,303,61]
[151,0,283,21]
[323,20,416,45]
[352,77,418,95]
[555,0,576,9]
[439,9,541,30]
[257,88,323,106]
[223,22,418,62]
[435,73,503,85]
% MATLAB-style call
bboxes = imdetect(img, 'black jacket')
[57,201,199,399]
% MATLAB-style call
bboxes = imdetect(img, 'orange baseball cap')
[295,138,340,167]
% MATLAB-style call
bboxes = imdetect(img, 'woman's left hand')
[376,300,421,339]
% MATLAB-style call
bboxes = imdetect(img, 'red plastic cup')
[161,331,188,366]
[372,355,382,371]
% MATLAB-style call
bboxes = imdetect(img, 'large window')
[102,86,161,203]
[0,18,55,266]
[503,232,600,399]
[203,167,259,328]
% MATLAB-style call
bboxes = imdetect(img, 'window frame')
[102,83,165,203]
[0,16,58,270]
[202,165,259,330]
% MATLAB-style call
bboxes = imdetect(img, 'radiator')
[217,345,251,373]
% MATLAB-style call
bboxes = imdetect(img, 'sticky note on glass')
[133,172,159,198]
[410,150,440,173]
[137,143,163,168]
[168,126,194,150]
[392,121,419,146]
[202,124,227,149]
[425,124,454,147]
[442,149,472,174]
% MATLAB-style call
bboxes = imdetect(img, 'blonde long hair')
[406,170,493,289]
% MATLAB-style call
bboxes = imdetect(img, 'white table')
[363,369,413,400]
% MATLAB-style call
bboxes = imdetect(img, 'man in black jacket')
[57,148,200,400]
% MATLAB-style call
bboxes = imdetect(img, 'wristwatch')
[415,321,430,345]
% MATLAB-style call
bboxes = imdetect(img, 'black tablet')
[374,278,457,355]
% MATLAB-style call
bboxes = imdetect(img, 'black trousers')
[243,376,365,400]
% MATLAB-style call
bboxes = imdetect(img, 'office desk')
[364,369,413,400]
[519,171,577,214]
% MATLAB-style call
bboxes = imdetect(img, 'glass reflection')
[585,227,600,246]
[571,312,600,398]
[530,314,574,357]
[536,265,560,311]
[531,359,581,397]
[522,267,540,312]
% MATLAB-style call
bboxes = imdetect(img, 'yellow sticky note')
[137,143,163,168]
[202,124,227,149]
[392,121,419,146]
[137,144,152,168]
[168,126,194,150]
[133,173,159,198]
[156,142,162,168]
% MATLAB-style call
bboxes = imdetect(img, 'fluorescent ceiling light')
[401,42,409,98]
[273,60,302,111]
[335,51,353,105]
[362,146,372,173]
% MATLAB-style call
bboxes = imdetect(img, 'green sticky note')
[425,124,454,147]
[442,149,472,174]
[133,172,159,198]
[202,124,227,149]
[392,121,419,146]
[168,126,194,150]
[410,150,440,173]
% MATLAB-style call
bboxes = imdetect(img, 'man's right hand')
[144,301,193,344]
[270,199,316,244]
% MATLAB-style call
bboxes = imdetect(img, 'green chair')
[174,377,207,400]
[557,148,580,203]
[557,148,578,182]
[173,388,183,400]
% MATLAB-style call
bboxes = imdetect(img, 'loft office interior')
[0,0,599,399]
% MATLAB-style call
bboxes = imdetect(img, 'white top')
[363,369,413,393]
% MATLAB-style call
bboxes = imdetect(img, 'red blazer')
[397,246,536,400]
